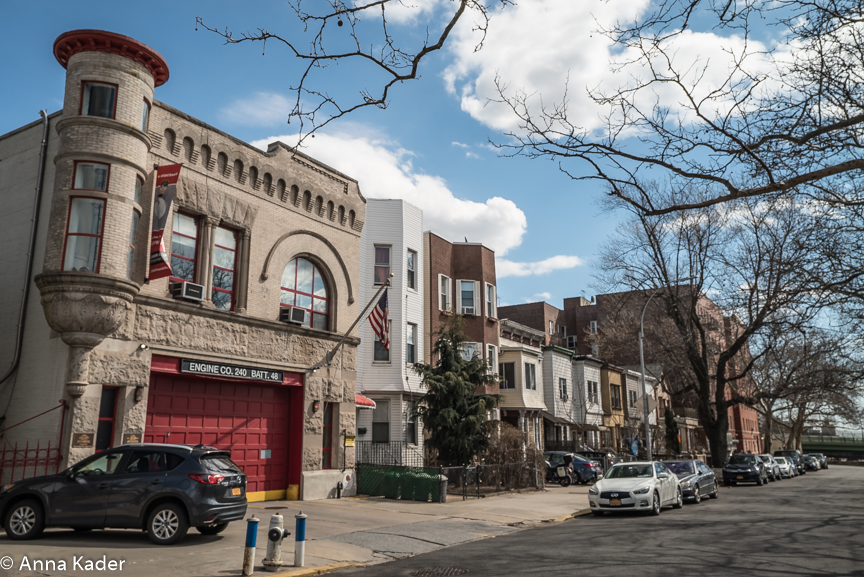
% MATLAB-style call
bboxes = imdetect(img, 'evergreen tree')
[413,316,501,466]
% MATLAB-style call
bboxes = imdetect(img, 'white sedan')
[588,461,683,516]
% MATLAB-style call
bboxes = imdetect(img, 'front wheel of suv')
[4,499,45,540]
[146,503,188,545]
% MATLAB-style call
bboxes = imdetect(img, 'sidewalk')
[250,483,590,575]
[0,484,589,577]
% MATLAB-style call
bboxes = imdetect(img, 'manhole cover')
[409,569,468,577]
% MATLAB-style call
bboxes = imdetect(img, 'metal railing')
[441,462,544,500]
[355,441,426,468]
[0,441,62,484]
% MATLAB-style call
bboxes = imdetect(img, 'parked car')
[576,450,618,472]
[0,444,247,545]
[545,452,600,484]
[588,461,682,516]
[662,459,719,503]
[722,453,769,486]
[802,455,820,471]
[774,456,796,478]
[756,454,782,481]
[806,453,828,469]
[774,450,806,475]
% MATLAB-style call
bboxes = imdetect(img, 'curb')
[551,508,592,523]
[269,561,366,576]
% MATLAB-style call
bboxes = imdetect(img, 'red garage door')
[144,372,291,496]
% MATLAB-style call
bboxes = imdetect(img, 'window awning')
[355,393,376,409]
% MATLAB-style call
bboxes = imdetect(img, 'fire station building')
[0,30,365,500]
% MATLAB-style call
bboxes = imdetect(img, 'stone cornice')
[134,294,361,347]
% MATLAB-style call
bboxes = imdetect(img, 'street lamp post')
[640,278,693,461]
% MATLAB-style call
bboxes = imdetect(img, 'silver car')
[775,456,796,478]
[757,454,782,481]
[588,461,683,516]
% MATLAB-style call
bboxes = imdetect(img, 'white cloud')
[465,151,480,159]
[249,129,527,255]
[386,0,448,24]
[442,0,780,133]
[497,255,584,278]
[534,292,553,301]
[451,141,470,148]
[220,92,292,127]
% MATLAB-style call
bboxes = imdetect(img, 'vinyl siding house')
[497,319,546,449]
[540,345,578,444]
[355,200,425,465]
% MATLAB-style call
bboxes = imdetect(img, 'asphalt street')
[343,465,864,577]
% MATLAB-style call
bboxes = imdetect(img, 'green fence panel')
[358,465,440,502]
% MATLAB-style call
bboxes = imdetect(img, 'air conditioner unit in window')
[461,306,475,315]
[169,281,204,302]
[279,306,308,325]
[563,393,569,402]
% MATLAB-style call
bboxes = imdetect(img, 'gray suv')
[0,444,247,545]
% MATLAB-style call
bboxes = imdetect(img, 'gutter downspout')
[0,110,50,391]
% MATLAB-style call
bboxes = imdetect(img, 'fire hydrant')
[262,513,291,572]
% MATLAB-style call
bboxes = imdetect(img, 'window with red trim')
[322,403,334,469]
[212,225,237,311]
[170,213,198,283]
[81,82,117,119]
[280,258,329,330]
[95,387,118,451]
[63,197,105,273]
[73,161,109,192]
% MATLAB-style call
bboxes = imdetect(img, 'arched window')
[280,258,329,330]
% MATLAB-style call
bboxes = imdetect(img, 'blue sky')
[0,0,767,309]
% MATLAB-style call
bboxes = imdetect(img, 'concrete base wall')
[301,469,356,501]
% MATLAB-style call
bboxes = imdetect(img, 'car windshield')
[776,457,788,464]
[758,456,771,463]
[728,455,757,465]
[663,462,695,476]
[605,464,653,478]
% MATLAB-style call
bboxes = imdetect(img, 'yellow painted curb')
[551,508,591,523]
[269,561,364,576]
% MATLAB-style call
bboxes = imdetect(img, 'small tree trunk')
[763,408,774,454]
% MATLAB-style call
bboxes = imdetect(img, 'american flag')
[368,289,390,350]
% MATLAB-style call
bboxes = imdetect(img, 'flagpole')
[309,274,393,372]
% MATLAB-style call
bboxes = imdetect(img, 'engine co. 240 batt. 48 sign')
[180,359,283,383]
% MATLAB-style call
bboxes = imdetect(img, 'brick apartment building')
[422,233,499,397]
[0,30,366,500]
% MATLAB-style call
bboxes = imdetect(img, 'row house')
[355,200,425,464]
[500,302,660,453]
[0,30,365,500]
[565,290,761,456]
[422,232,499,396]
[497,319,546,449]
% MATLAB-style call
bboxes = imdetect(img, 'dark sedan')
[662,459,719,503]
[0,444,247,545]
[802,455,821,471]
[545,452,601,484]
[723,454,769,486]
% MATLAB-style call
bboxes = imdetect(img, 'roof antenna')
[464,237,468,242]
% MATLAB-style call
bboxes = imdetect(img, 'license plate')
[609,499,621,506]
[736,476,743,480]
[232,488,241,496]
